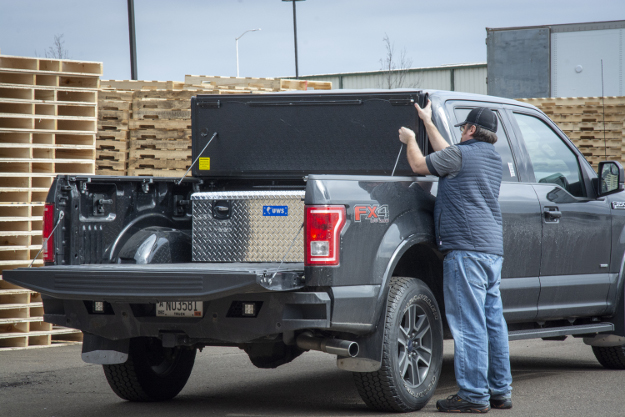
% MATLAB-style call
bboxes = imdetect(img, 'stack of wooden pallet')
[96,89,133,175]
[0,53,101,348]
[96,76,332,177]
[518,97,625,168]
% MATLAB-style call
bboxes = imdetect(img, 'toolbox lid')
[191,91,426,179]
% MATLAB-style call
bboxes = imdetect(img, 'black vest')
[433,139,504,256]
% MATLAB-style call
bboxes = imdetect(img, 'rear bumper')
[4,263,336,343]
[3,262,305,302]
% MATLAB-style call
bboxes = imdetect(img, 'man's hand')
[414,98,450,152]
[397,126,430,175]
[415,100,432,123]
[398,126,416,144]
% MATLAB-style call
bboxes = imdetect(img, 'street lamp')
[282,0,305,79]
[236,28,261,78]
[127,0,138,80]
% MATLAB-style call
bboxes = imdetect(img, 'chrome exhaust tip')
[296,332,359,358]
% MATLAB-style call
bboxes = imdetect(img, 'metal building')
[487,20,625,99]
[300,63,487,94]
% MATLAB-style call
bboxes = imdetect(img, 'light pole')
[236,28,261,78]
[127,0,137,80]
[282,0,305,79]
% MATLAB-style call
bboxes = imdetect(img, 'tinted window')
[513,113,584,197]
[454,108,518,182]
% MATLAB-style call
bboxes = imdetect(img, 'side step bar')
[508,323,614,341]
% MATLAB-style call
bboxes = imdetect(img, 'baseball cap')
[454,107,497,132]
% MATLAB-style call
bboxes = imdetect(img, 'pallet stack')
[518,97,625,168]
[97,89,133,175]
[0,53,101,348]
[97,76,332,177]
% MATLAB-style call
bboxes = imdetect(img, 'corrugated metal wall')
[300,64,487,94]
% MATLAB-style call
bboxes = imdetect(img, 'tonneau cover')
[191,91,426,179]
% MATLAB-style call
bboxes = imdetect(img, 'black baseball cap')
[454,107,497,132]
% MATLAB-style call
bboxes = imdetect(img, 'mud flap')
[336,297,388,372]
[81,333,130,365]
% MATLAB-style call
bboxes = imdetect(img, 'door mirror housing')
[598,161,625,197]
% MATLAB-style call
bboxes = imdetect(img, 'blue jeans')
[443,250,512,405]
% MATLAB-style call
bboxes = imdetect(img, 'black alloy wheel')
[397,300,434,389]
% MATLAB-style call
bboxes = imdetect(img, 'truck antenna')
[601,59,606,161]
[177,131,218,185]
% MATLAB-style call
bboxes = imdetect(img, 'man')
[398,101,513,413]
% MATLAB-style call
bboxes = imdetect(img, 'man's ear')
[468,125,477,136]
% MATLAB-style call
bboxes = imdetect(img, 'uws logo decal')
[354,205,389,223]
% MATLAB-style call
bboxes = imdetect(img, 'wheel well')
[392,244,445,319]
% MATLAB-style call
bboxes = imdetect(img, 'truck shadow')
[82,353,602,417]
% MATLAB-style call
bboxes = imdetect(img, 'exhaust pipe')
[296,332,359,358]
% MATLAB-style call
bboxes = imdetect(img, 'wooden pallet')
[101,80,185,90]
[130,129,191,141]
[517,96,625,168]
[127,167,187,177]
[129,148,190,160]
[133,99,191,111]
[184,75,333,91]
[128,158,190,170]
[0,53,101,349]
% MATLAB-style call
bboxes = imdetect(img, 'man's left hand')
[398,127,416,144]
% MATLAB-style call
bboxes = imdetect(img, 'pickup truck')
[5,89,625,412]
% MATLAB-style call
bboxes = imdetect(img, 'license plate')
[156,301,203,318]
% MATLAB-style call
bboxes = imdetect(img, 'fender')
[329,206,435,333]
[602,250,625,337]
[337,234,439,372]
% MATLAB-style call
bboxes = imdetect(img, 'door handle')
[544,207,561,222]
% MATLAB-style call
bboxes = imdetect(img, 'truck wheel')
[353,277,443,412]
[103,337,196,401]
[592,345,625,370]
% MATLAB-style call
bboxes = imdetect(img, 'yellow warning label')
[199,157,210,170]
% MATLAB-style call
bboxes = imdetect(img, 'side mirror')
[598,161,625,197]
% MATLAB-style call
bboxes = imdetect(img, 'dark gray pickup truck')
[5,90,625,412]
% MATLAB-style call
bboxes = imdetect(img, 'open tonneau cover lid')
[191,91,427,179]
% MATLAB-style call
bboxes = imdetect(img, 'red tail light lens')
[305,205,346,266]
[42,203,55,263]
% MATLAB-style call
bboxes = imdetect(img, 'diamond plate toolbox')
[191,191,305,262]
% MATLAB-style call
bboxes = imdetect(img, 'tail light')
[42,203,55,263]
[305,205,346,266]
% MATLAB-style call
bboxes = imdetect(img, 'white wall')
[551,28,624,97]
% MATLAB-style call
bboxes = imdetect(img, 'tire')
[103,337,196,401]
[353,277,443,412]
[592,345,625,370]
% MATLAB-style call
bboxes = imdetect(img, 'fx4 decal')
[354,204,389,223]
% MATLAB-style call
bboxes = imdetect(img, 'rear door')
[448,102,542,323]
[508,108,612,319]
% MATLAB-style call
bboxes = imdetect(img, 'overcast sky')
[1,0,623,81]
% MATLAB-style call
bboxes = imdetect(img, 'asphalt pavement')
[0,337,623,417]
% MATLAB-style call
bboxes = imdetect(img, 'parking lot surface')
[0,337,623,416]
